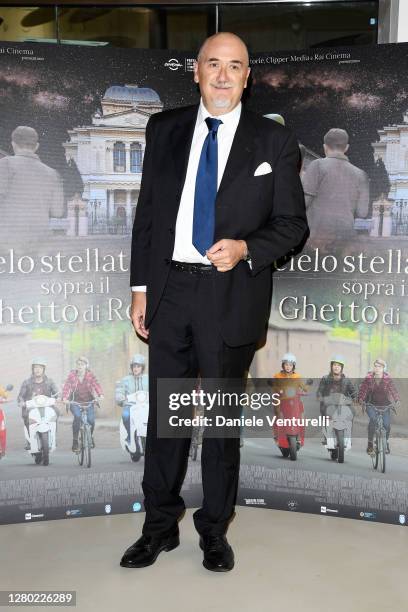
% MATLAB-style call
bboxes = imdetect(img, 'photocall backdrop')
[1,41,408,527]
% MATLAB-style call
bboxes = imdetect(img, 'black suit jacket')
[130,104,308,347]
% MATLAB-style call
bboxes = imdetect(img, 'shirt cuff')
[131,286,147,292]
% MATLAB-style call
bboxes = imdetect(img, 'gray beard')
[212,98,230,109]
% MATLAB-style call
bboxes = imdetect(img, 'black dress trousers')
[142,265,256,538]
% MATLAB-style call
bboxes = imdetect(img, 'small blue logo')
[133,502,142,512]
[360,511,376,520]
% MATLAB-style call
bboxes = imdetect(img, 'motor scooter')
[274,385,308,461]
[119,390,149,462]
[322,392,354,464]
[0,385,13,458]
[24,394,58,466]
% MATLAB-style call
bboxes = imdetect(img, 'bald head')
[194,32,251,116]
[324,128,349,155]
[11,125,39,155]
[197,32,249,67]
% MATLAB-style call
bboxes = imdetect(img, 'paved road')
[2,399,408,481]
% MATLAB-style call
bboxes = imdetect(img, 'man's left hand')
[206,239,247,272]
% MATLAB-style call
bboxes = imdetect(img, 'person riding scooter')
[358,358,400,455]
[17,358,59,450]
[317,356,357,446]
[116,354,148,444]
[62,356,104,452]
[269,353,310,458]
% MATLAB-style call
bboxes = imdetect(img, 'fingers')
[206,239,245,271]
[206,239,226,255]
[131,291,149,339]
[214,264,233,272]
[131,313,149,339]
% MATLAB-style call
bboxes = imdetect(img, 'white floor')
[2,507,407,612]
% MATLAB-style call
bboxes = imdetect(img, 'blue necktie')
[192,117,223,256]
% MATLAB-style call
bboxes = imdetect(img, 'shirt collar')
[15,151,39,160]
[326,151,349,161]
[198,98,242,130]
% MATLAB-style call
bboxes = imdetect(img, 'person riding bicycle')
[358,358,400,455]
[115,353,148,444]
[317,356,357,444]
[62,356,104,452]
[17,358,59,450]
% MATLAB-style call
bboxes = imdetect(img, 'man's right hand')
[131,291,149,340]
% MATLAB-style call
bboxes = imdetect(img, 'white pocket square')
[254,162,272,176]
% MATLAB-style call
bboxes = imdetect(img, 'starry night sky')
[247,43,408,177]
[0,44,199,175]
[1,41,408,181]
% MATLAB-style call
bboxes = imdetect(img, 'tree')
[371,157,390,202]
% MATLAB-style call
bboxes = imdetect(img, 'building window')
[130,142,142,173]
[113,142,126,172]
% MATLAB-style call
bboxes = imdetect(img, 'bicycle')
[68,400,98,468]
[365,403,395,474]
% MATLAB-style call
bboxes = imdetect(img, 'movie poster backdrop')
[1,41,408,527]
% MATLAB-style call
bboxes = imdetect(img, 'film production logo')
[164,58,195,72]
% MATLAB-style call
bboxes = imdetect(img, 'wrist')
[239,240,248,260]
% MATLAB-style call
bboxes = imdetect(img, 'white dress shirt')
[132,99,242,292]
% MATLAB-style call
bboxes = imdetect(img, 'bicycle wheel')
[378,430,386,473]
[84,425,92,468]
[40,431,49,466]
[78,428,84,466]
[336,429,345,464]
[288,436,297,461]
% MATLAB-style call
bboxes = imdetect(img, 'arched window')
[113,142,126,172]
[130,142,142,173]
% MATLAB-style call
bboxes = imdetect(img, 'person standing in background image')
[302,128,369,242]
[0,126,64,241]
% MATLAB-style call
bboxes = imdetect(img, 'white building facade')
[63,84,163,235]
[372,111,408,235]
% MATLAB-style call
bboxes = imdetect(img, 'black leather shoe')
[120,532,180,568]
[199,535,234,572]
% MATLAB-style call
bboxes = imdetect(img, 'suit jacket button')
[164,258,170,265]
[169,228,174,234]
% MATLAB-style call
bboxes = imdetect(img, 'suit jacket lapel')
[170,105,198,188]
[217,107,259,200]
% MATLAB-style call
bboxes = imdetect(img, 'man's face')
[33,365,45,378]
[331,362,342,375]
[194,34,250,116]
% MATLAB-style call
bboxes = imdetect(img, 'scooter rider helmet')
[282,353,296,372]
[330,355,345,370]
[31,357,47,369]
[131,354,146,368]
[282,352,296,365]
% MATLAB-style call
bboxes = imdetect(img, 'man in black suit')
[121,32,308,572]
